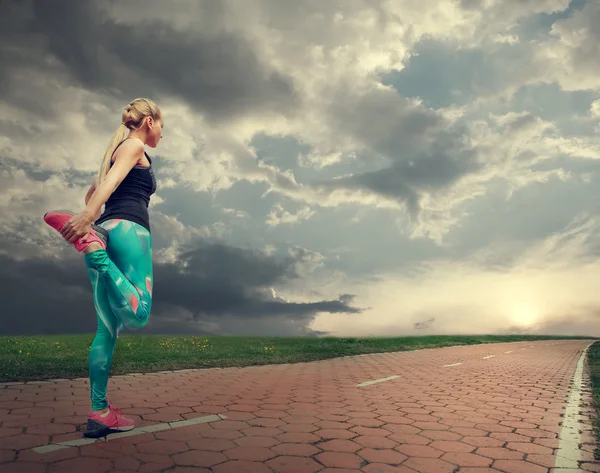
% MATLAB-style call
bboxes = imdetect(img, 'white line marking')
[554,343,593,470]
[443,363,463,367]
[33,414,227,454]
[356,375,400,387]
[505,351,513,354]
[483,355,495,359]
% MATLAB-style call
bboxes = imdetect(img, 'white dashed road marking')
[439,342,552,368]
[33,414,227,454]
[356,375,400,387]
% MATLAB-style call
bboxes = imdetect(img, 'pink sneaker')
[84,404,135,438]
[43,210,108,252]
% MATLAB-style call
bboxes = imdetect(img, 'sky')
[1,0,600,338]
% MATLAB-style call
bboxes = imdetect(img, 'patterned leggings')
[84,219,153,411]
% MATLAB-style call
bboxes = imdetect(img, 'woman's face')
[147,117,164,148]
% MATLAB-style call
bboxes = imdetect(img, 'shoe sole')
[83,418,135,438]
[43,209,75,222]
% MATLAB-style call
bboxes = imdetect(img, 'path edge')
[554,342,596,471]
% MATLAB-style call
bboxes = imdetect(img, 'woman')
[43,98,163,438]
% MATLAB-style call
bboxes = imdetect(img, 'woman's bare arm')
[84,181,102,221]
[82,139,145,222]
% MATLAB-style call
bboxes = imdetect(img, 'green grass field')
[587,341,600,459]
[0,333,593,382]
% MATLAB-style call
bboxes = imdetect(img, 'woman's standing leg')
[87,273,119,413]
[84,218,153,437]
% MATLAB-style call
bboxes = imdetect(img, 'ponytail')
[97,98,161,185]
[96,123,128,185]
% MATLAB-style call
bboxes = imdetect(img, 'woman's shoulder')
[112,138,146,165]
[119,137,145,154]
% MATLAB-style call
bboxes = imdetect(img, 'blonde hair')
[96,97,162,185]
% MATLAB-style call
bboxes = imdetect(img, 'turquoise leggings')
[84,219,153,411]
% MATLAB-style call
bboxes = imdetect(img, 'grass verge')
[587,341,600,459]
[0,333,592,383]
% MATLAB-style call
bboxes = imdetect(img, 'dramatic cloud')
[1,0,600,337]
[3,1,296,123]
[532,0,600,91]
[0,239,360,337]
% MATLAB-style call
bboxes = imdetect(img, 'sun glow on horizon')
[508,302,541,328]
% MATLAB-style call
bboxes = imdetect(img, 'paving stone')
[266,455,324,473]
[316,451,365,469]
[0,340,594,473]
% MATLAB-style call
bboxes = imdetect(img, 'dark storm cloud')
[314,130,480,216]
[0,0,297,122]
[287,76,483,218]
[153,243,360,319]
[0,241,360,337]
[326,80,445,159]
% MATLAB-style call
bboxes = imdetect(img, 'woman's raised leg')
[84,219,153,331]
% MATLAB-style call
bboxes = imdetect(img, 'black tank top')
[95,139,157,232]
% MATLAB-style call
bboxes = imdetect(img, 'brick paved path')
[1,339,597,472]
